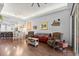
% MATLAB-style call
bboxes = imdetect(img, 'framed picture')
[51,19,60,26]
[33,26,37,30]
[40,21,48,30]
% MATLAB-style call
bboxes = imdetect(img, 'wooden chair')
[28,31,34,37]
[47,32,63,47]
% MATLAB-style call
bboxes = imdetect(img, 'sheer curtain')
[76,4,79,55]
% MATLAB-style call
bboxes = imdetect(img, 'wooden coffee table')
[27,37,39,47]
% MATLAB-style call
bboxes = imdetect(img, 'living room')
[0,3,79,56]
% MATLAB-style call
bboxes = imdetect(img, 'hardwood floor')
[0,39,74,56]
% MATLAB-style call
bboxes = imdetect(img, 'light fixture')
[0,15,3,20]
[0,15,4,23]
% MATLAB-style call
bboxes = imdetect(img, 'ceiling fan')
[31,3,47,7]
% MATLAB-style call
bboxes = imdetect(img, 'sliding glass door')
[72,3,79,55]
[76,4,79,55]
[74,4,79,55]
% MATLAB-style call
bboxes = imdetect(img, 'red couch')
[34,34,49,43]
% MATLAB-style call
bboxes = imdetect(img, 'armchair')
[47,32,63,47]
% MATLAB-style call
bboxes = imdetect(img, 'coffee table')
[27,37,39,47]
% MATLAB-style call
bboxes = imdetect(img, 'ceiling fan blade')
[37,3,40,7]
[31,3,34,7]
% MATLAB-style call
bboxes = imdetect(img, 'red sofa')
[34,34,49,43]
[38,35,48,43]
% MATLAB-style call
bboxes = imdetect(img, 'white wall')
[30,9,71,45]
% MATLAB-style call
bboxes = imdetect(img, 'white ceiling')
[1,3,68,19]
[0,3,72,25]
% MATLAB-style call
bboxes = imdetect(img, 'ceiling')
[1,3,68,19]
[0,3,72,25]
